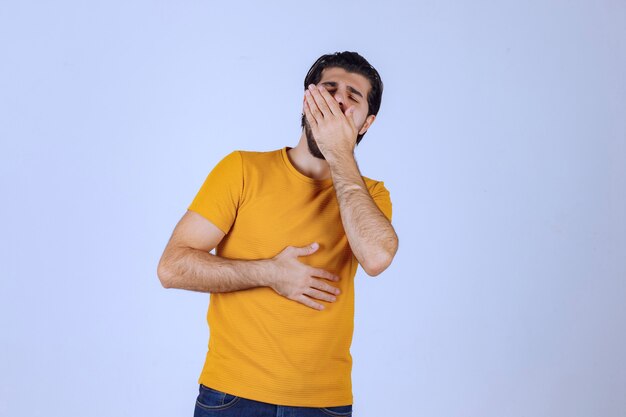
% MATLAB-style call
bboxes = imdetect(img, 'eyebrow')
[320,81,364,99]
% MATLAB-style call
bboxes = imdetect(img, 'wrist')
[258,258,278,288]
[325,148,354,166]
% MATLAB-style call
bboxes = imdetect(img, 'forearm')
[328,153,398,275]
[158,247,274,293]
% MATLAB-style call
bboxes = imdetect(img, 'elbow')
[363,255,392,277]
[157,261,174,289]
[158,245,185,289]
[362,250,395,277]
[363,264,385,277]
[363,234,398,277]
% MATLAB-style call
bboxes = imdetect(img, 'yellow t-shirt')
[187,146,392,407]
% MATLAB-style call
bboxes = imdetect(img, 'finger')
[305,287,337,303]
[299,294,325,311]
[305,89,324,122]
[308,84,333,118]
[292,242,319,257]
[310,267,340,282]
[303,99,318,127]
[310,278,341,296]
[316,85,342,116]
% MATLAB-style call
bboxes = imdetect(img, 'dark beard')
[303,116,326,160]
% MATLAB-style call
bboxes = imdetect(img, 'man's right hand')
[269,242,341,311]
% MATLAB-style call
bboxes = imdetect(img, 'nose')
[332,90,346,111]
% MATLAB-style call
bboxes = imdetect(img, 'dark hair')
[301,51,383,145]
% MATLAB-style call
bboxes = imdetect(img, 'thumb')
[293,242,319,257]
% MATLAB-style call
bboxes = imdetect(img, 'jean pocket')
[196,384,240,410]
[320,404,352,416]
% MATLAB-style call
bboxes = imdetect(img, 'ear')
[358,114,376,135]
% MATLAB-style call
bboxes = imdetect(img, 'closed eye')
[327,89,359,102]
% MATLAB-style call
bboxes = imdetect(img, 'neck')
[286,132,331,180]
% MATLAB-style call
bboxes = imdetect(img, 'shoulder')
[210,148,281,172]
[361,175,390,196]
[234,148,283,166]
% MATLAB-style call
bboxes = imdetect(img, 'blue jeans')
[194,384,353,417]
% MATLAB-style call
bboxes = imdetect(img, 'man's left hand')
[303,84,358,160]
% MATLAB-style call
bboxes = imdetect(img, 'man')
[157,51,399,416]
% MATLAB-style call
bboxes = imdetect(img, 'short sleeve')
[187,151,243,234]
[369,180,392,222]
